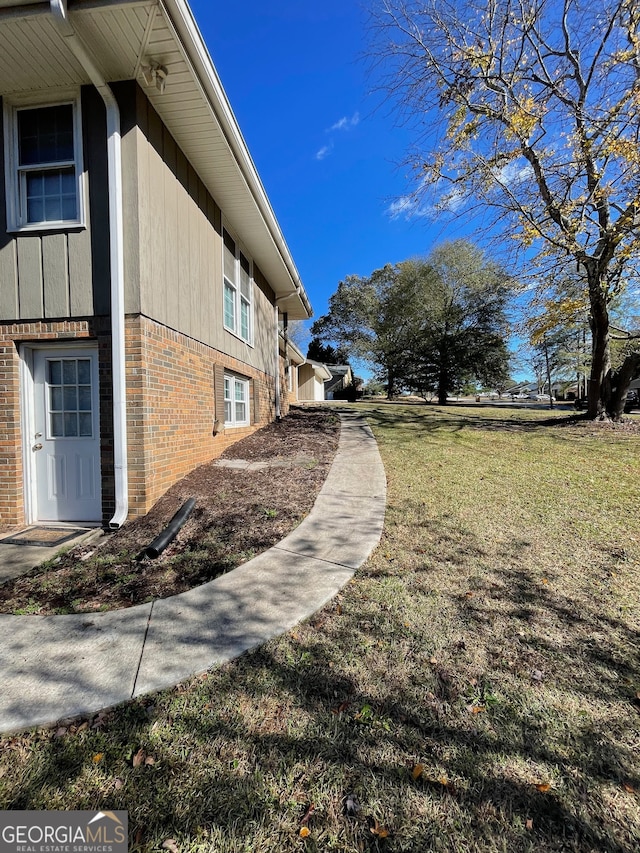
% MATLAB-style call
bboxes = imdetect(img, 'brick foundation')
[0,315,280,531]
[125,315,278,517]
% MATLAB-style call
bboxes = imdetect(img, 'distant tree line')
[311,240,512,403]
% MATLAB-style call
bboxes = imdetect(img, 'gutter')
[50,0,128,528]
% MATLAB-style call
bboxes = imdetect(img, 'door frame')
[20,341,101,525]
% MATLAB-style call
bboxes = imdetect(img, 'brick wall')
[125,315,278,516]
[0,334,22,530]
[0,315,279,531]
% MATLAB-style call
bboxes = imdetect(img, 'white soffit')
[0,0,310,318]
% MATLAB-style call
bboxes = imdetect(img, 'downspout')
[50,0,128,528]
[274,294,298,421]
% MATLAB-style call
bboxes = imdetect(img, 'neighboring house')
[505,381,536,398]
[279,333,305,407]
[0,0,311,532]
[298,359,332,402]
[324,365,353,400]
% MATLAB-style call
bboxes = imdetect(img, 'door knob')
[32,443,43,451]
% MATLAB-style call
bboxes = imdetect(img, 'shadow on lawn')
[1,406,638,852]
[364,401,593,440]
[2,534,638,853]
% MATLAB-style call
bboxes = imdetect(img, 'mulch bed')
[0,407,340,615]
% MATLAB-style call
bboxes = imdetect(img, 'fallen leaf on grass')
[412,764,424,780]
[299,827,310,838]
[92,753,104,764]
[526,818,534,830]
[301,804,315,825]
[132,748,145,767]
[435,776,457,795]
[622,782,636,794]
[91,711,110,730]
[535,783,551,793]
[331,701,350,715]
[429,657,438,665]
[541,578,549,585]
[370,819,389,838]
[162,840,179,853]
[469,705,486,714]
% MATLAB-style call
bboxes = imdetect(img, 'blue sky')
[189,0,477,333]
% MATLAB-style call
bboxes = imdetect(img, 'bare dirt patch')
[0,407,340,615]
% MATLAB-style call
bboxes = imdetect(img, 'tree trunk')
[543,338,554,410]
[586,269,612,419]
[387,368,396,400]
[437,344,449,405]
[610,352,640,420]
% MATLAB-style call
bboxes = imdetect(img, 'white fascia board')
[306,362,332,381]
[285,338,306,365]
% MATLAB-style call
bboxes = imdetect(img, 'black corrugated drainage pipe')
[142,498,196,560]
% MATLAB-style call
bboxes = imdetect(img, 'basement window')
[223,374,249,427]
[4,96,85,231]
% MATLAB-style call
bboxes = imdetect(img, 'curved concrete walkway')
[0,411,386,734]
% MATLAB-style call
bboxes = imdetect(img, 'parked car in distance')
[528,393,555,401]
[624,389,639,413]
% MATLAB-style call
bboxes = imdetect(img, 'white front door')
[31,347,102,522]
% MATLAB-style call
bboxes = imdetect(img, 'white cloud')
[494,160,534,186]
[328,112,360,132]
[386,195,434,220]
[437,187,466,213]
[386,177,436,220]
[386,197,415,219]
[315,112,360,162]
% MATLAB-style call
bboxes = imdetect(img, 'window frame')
[3,91,86,233]
[223,373,250,428]
[222,226,254,345]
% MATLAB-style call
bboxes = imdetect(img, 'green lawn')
[1,403,639,852]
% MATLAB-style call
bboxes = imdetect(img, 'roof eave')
[159,0,311,317]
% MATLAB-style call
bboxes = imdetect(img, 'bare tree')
[371,0,640,418]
